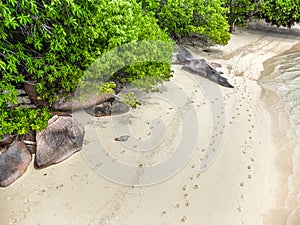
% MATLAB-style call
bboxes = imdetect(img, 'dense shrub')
[259,0,300,28]
[0,0,173,136]
[223,0,300,30]
[223,0,261,31]
[139,0,231,45]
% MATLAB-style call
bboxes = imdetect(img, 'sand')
[1,24,300,225]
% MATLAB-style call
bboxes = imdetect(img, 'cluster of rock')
[0,45,233,188]
[0,92,129,187]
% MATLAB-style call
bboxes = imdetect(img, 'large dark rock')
[182,59,234,88]
[172,45,234,88]
[35,116,84,168]
[0,141,32,187]
[52,93,115,111]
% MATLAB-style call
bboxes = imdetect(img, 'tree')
[223,0,300,31]
[139,0,231,46]
[222,0,262,32]
[0,0,172,136]
[259,0,300,28]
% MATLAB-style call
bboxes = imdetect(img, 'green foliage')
[120,92,141,108]
[259,0,300,28]
[138,0,230,45]
[223,0,300,30]
[0,0,173,136]
[0,106,51,136]
[223,0,261,31]
[124,62,172,91]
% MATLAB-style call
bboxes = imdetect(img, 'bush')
[139,0,230,45]
[223,0,261,31]
[0,0,173,136]
[259,0,300,28]
[223,0,300,31]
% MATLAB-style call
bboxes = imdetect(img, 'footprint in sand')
[161,211,167,216]
[184,200,190,207]
[180,216,187,223]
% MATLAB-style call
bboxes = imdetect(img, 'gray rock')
[52,93,114,111]
[171,45,194,64]
[208,62,222,68]
[17,96,32,105]
[85,100,130,117]
[85,101,112,117]
[0,141,32,187]
[0,135,15,147]
[182,59,234,88]
[111,100,130,115]
[16,88,26,95]
[172,45,234,88]
[35,116,84,168]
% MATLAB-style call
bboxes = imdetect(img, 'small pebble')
[114,135,130,142]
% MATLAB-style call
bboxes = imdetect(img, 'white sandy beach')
[1,24,300,225]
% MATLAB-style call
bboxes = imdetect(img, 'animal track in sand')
[180,216,187,223]
[161,211,167,216]
[184,200,190,207]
